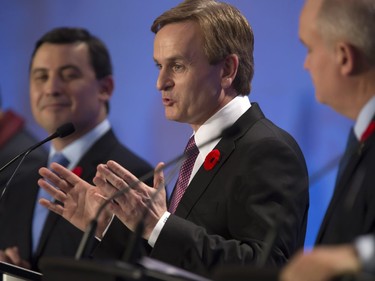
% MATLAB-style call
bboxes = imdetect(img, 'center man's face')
[153,21,227,131]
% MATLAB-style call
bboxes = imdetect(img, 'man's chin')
[39,120,72,134]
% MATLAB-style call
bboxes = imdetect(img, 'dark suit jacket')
[98,103,309,276]
[316,121,375,245]
[0,129,152,271]
[0,127,47,191]
[0,111,47,191]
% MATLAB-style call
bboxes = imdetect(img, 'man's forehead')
[32,43,89,67]
[154,22,204,60]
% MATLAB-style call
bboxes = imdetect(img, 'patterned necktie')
[169,136,199,214]
[32,153,70,253]
[336,128,358,181]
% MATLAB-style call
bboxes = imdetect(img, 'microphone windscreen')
[56,123,75,138]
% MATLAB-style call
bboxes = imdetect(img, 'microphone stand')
[0,152,28,200]
[0,122,75,203]
[0,134,55,174]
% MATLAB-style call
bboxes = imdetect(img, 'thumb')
[153,162,165,190]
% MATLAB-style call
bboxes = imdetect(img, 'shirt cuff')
[148,211,171,247]
[355,234,375,274]
[95,214,115,241]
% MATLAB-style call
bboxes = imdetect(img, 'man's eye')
[34,74,48,82]
[61,71,80,81]
[172,64,184,72]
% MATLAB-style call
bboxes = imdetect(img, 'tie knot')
[49,153,70,168]
[185,136,198,155]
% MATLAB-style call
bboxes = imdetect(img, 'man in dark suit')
[281,0,375,280]
[0,27,152,271]
[38,0,309,277]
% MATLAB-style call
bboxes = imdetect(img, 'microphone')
[75,124,240,261]
[0,122,75,201]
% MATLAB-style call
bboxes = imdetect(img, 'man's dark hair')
[30,27,112,112]
[31,27,112,79]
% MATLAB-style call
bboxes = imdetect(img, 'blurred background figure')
[281,0,375,280]
[0,83,47,197]
[0,27,152,272]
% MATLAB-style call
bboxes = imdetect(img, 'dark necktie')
[32,153,70,253]
[168,136,199,214]
[336,128,358,181]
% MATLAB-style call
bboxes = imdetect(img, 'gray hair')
[317,0,375,64]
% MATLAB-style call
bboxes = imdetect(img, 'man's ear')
[221,54,239,89]
[98,75,114,101]
[335,42,357,76]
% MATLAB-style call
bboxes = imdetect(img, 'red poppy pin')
[72,166,83,177]
[360,121,375,142]
[204,149,221,171]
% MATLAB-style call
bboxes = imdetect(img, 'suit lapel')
[174,103,265,218]
[175,137,235,217]
[316,149,362,243]
[316,131,375,244]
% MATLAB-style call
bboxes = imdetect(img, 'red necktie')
[169,136,199,213]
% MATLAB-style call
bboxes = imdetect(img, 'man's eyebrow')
[154,54,188,63]
[30,68,47,75]
[31,65,81,75]
[59,65,81,72]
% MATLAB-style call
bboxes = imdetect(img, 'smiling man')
[0,27,151,271]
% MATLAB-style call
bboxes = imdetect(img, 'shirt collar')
[194,96,251,159]
[354,96,375,140]
[50,119,111,169]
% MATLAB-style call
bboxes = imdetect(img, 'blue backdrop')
[0,0,353,248]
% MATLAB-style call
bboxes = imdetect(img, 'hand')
[280,245,361,281]
[94,160,167,240]
[0,247,30,269]
[38,163,113,237]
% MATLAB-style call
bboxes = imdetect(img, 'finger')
[153,162,165,190]
[106,161,154,200]
[107,199,125,217]
[93,192,109,201]
[39,198,64,216]
[0,250,10,262]
[38,179,68,203]
[4,247,21,265]
[93,175,121,198]
[42,163,81,186]
[97,164,129,192]
[106,160,141,188]
[39,167,73,194]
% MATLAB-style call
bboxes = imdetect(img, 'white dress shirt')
[148,96,251,247]
[49,119,111,168]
